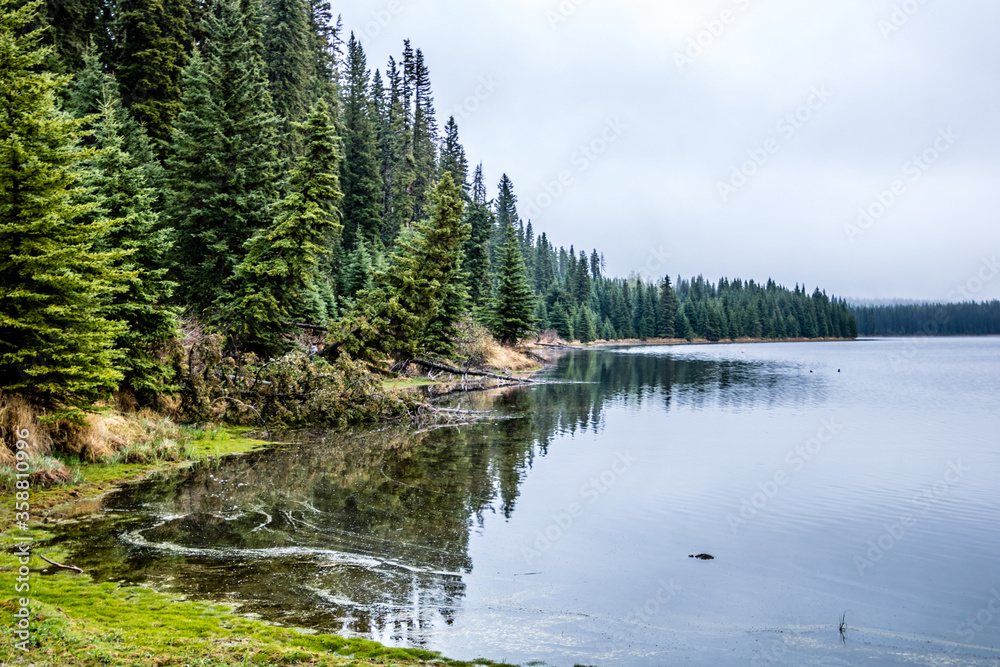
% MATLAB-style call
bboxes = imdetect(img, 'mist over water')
[57,338,1000,665]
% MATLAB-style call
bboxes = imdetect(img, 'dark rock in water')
[689,553,714,560]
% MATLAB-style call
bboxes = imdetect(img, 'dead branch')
[38,554,83,574]
[412,359,534,383]
[212,396,271,440]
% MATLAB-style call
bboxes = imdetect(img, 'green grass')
[0,532,515,666]
[0,427,270,529]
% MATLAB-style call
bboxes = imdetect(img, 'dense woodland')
[0,0,856,416]
[850,301,1000,336]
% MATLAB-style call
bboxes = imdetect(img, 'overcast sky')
[336,0,1000,302]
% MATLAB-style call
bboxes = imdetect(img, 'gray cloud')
[342,0,1000,301]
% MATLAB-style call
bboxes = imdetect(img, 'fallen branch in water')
[532,342,584,350]
[412,359,534,383]
[38,554,83,574]
[212,396,271,440]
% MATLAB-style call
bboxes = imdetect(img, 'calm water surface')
[55,338,1000,665]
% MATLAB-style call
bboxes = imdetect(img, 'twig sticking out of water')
[839,611,848,643]
[38,554,83,574]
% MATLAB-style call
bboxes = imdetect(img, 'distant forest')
[1,0,855,413]
[850,301,1000,336]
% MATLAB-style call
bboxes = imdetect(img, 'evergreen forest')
[0,0,857,416]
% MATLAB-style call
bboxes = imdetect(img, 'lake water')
[55,338,1000,665]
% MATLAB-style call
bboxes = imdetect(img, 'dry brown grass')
[481,341,537,372]
[0,391,191,491]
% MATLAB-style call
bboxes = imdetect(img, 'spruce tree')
[439,116,469,196]
[0,0,125,410]
[342,236,374,299]
[112,0,194,151]
[410,47,438,222]
[332,173,466,363]
[487,224,537,346]
[381,56,415,242]
[79,83,179,402]
[304,0,339,109]
[228,100,343,356]
[165,0,282,317]
[550,302,574,342]
[657,275,679,338]
[492,173,518,266]
[463,163,492,307]
[340,33,382,248]
[262,0,313,154]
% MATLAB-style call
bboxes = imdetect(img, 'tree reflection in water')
[59,348,822,644]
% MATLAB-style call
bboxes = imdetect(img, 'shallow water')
[55,338,1000,665]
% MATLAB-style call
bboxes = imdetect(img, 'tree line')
[0,0,856,416]
[850,301,1000,336]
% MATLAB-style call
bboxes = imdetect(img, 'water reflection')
[57,348,823,646]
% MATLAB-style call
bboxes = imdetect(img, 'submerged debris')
[689,553,714,560]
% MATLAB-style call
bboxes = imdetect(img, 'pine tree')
[262,0,313,154]
[381,56,415,242]
[165,0,282,317]
[340,33,382,248]
[410,47,438,222]
[439,116,469,196]
[342,236,374,299]
[41,0,108,73]
[0,0,125,410]
[492,173,518,266]
[228,100,343,356]
[550,302,574,342]
[574,306,597,344]
[421,173,470,357]
[112,0,194,151]
[332,173,466,363]
[304,0,339,109]
[463,163,492,307]
[79,83,179,402]
[486,223,537,346]
[657,275,679,338]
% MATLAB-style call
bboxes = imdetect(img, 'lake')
[55,338,1000,665]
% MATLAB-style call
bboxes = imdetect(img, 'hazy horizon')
[335,0,1000,303]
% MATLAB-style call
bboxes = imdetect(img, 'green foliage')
[262,0,313,139]
[439,116,469,195]
[0,0,126,412]
[228,99,343,357]
[112,0,194,150]
[78,83,179,402]
[550,302,573,342]
[165,0,282,317]
[485,224,537,346]
[340,33,382,248]
[463,164,493,308]
[332,173,467,363]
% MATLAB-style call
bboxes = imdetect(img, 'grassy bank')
[0,530,511,666]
